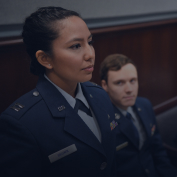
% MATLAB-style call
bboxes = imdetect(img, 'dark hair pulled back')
[22,6,80,75]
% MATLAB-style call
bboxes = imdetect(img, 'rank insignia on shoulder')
[10,103,25,112]
[151,125,156,136]
[110,120,118,131]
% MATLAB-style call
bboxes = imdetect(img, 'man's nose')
[125,83,133,92]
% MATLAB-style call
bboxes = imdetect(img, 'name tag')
[48,144,77,163]
[116,142,128,151]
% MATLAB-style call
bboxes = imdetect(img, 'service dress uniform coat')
[0,76,117,177]
[114,97,177,177]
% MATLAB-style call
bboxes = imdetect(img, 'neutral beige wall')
[1,0,177,25]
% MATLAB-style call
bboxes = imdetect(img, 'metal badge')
[138,108,141,111]
[10,103,25,112]
[115,113,120,119]
[116,142,129,151]
[90,94,93,98]
[58,105,66,111]
[10,106,21,112]
[33,91,39,96]
[108,114,110,119]
[48,144,77,163]
[15,103,24,108]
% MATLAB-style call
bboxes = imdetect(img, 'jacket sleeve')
[146,100,177,177]
[0,114,42,177]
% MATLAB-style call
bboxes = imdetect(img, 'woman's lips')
[82,65,94,72]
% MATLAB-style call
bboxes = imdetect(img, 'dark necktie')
[126,112,139,146]
[74,99,92,117]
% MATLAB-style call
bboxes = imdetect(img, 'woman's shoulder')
[81,81,111,101]
[1,88,43,120]
[82,81,103,89]
[81,81,109,96]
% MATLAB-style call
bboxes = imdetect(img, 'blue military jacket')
[0,76,117,177]
[114,97,177,177]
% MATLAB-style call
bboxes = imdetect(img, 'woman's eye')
[88,40,94,46]
[70,44,81,50]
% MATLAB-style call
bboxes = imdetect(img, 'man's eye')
[130,79,135,83]
[88,40,94,46]
[117,81,123,85]
[70,44,81,50]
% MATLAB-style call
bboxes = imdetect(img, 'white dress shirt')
[44,74,101,142]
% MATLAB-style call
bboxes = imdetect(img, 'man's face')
[102,63,138,110]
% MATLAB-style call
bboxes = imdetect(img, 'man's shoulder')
[136,97,152,106]
[135,97,154,114]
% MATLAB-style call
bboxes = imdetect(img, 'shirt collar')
[117,106,133,117]
[44,74,89,109]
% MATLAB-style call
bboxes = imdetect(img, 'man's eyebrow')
[113,79,124,83]
[67,34,93,43]
[130,77,137,80]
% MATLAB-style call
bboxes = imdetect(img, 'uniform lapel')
[81,83,115,158]
[36,77,106,157]
[113,105,139,149]
[64,110,105,156]
[133,103,151,138]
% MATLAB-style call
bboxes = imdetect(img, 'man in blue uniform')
[100,53,177,177]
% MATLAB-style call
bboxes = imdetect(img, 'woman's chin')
[80,74,92,83]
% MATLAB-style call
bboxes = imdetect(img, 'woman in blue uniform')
[0,6,117,177]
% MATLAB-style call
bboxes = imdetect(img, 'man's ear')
[101,80,108,92]
[36,50,52,69]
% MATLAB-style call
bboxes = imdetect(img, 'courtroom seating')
[156,105,177,167]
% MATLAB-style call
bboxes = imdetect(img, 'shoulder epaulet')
[83,81,103,89]
[2,89,42,120]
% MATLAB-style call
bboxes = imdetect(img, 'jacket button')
[100,162,107,170]
[33,91,39,96]
[145,169,150,174]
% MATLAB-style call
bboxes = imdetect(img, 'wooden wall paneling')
[0,41,38,113]
[90,21,177,106]
[1,19,177,113]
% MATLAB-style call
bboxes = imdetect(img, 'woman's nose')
[84,44,95,61]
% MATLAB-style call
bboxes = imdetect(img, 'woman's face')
[48,16,95,87]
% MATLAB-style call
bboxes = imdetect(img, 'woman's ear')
[36,50,52,69]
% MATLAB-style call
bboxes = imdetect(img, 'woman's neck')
[45,72,77,98]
